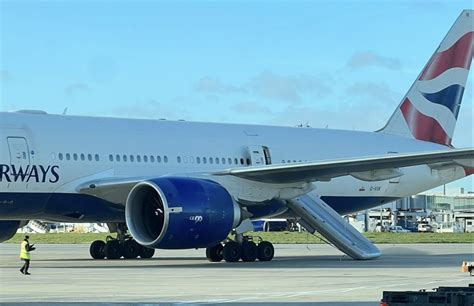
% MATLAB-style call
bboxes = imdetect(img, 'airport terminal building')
[364,189,474,233]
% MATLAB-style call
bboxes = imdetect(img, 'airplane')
[0,10,473,262]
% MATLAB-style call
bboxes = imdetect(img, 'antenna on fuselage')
[62,107,68,115]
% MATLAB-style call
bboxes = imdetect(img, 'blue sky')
[0,0,472,192]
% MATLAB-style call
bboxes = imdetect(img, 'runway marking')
[1,277,469,303]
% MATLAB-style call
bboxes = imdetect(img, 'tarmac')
[0,243,473,305]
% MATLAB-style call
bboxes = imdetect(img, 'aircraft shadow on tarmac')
[32,251,473,270]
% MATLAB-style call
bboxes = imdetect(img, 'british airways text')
[0,164,59,183]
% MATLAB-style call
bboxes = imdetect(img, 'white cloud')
[247,71,332,103]
[194,77,245,94]
[194,71,333,104]
[347,51,402,70]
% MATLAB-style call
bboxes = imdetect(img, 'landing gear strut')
[205,236,274,263]
[89,223,155,260]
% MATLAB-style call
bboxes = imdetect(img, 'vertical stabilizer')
[380,10,473,146]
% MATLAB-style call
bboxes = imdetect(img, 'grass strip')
[6,232,474,244]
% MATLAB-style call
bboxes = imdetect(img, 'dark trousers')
[20,259,30,273]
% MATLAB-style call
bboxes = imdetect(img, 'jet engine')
[125,177,241,249]
[0,220,21,243]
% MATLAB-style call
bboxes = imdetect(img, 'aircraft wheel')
[122,239,140,259]
[241,241,258,262]
[104,240,122,260]
[139,246,155,259]
[222,241,241,262]
[257,241,274,261]
[89,240,105,259]
[206,243,224,262]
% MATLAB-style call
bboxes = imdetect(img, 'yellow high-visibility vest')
[20,241,30,260]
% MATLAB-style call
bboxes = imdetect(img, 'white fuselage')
[0,111,467,220]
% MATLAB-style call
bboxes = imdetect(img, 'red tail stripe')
[400,98,451,145]
[419,32,474,81]
[464,167,474,176]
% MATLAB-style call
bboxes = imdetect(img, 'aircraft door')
[247,145,272,166]
[7,137,31,167]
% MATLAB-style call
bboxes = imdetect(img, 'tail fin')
[380,10,473,146]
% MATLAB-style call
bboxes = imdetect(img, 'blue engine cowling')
[0,220,21,243]
[125,177,241,249]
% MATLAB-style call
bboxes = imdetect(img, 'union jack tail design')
[380,10,473,146]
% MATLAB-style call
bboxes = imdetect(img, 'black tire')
[206,244,224,262]
[89,240,105,259]
[139,246,155,259]
[122,240,140,259]
[222,241,241,262]
[104,240,122,260]
[257,241,274,261]
[241,241,258,262]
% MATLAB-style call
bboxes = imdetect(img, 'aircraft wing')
[212,148,474,184]
[78,148,473,204]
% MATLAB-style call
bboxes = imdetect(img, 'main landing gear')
[89,236,155,260]
[205,236,274,263]
[89,224,155,260]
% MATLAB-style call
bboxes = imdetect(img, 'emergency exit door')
[7,137,31,166]
[247,145,272,166]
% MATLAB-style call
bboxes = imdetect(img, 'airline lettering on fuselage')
[0,164,59,183]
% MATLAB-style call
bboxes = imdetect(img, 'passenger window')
[227,158,232,164]
[196,157,201,164]
[88,154,92,161]
[164,156,168,163]
[144,155,148,163]
[59,153,63,161]
[177,156,182,163]
[137,155,141,163]
[109,154,113,162]
[215,157,219,164]
[95,154,100,161]
[203,157,207,164]
[209,157,213,164]
[150,155,155,163]
[222,158,226,165]
[123,155,127,162]
[73,153,77,161]
[184,156,188,163]
[246,158,251,165]
[240,158,244,165]
[157,156,161,163]
[116,154,121,162]
[189,156,194,163]
[130,155,134,162]
[66,153,71,161]
[80,154,85,161]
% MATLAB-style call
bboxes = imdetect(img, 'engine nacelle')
[0,220,21,243]
[125,177,241,249]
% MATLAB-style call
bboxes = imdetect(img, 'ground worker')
[19,235,35,275]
